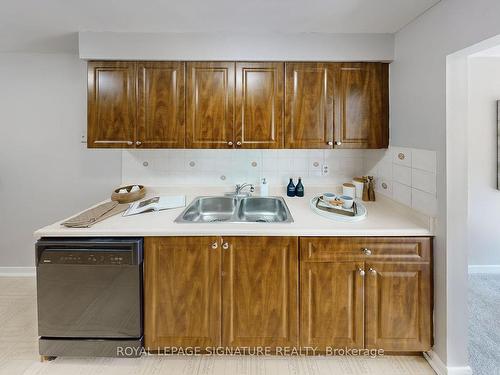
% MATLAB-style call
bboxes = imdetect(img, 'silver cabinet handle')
[362,248,372,256]
[227,141,233,146]
[94,141,134,145]
[358,268,365,276]
[369,268,377,275]
[236,141,242,146]
[327,141,333,146]
[335,141,342,145]
[211,242,218,250]
[222,243,229,250]
[136,141,142,146]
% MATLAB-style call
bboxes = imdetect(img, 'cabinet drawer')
[300,237,431,262]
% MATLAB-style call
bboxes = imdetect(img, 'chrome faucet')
[226,183,255,197]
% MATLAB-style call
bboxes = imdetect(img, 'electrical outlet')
[322,164,329,176]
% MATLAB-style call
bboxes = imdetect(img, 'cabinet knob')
[327,141,333,146]
[236,141,242,146]
[211,242,218,250]
[358,268,365,277]
[135,141,142,146]
[335,141,342,146]
[362,248,372,256]
[369,268,377,275]
[222,242,229,250]
[227,141,233,147]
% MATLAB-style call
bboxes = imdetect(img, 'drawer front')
[300,237,431,262]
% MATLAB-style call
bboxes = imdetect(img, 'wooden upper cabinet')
[235,62,284,148]
[222,236,298,349]
[300,261,364,349]
[144,237,221,349]
[285,63,334,148]
[137,62,185,148]
[365,262,432,351]
[186,62,235,148]
[333,63,389,149]
[87,61,136,148]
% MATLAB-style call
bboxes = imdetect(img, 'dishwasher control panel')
[39,250,133,265]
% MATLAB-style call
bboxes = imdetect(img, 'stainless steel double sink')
[175,196,294,223]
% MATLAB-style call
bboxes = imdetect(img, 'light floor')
[0,277,435,375]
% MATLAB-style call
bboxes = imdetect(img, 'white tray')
[309,196,367,223]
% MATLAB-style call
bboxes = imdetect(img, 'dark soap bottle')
[287,178,296,197]
[295,177,304,197]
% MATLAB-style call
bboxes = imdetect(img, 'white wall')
[468,57,500,266]
[391,0,500,370]
[79,31,394,61]
[0,53,122,268]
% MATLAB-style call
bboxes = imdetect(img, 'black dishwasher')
[36,237,143,357]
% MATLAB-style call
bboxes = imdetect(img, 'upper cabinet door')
[137,62,185,148]
[222,236,298,349]
[334,63,389,149]
[186,62,235,149]
[87,61,136,148]
[285,63,334,149]
[235,62,284,149]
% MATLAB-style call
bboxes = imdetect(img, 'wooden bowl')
[111,185,146,203]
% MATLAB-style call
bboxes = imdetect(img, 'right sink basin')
[237,197,293,223]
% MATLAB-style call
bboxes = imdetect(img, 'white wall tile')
[376,176,393,198]
[411,188,438,216]
[412,168,436,195]
[123,149,368,187]
[378,161,393,179]
[392,164,412,186]
[392,182,412,206]
[391,147,412,167]
[412,149,437,173]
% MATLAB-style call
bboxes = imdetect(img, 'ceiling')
[472,44,500,57]
[0,0,441,53]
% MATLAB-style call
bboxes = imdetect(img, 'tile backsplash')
[365,146,438,217]
[122,146,438,217]
[122,149,369,188]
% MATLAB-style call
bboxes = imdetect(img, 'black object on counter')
[295,177,304,197]
[287,178,296,197]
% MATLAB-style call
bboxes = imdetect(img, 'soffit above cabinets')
[1,0,440,53]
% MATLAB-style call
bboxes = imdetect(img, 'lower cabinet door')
[144,237,221,350]
[300,262,364,349]
[365,262,432,351]
[222,236,299,349]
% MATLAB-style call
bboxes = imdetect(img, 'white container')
[342,183,356,199]
[260,178,269,197]
[352,179,364,198]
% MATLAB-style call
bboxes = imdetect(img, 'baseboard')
[468,265,500,274]
[424,351,472,375]
[0,267,36,277]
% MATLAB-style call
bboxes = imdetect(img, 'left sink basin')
[175,196,237,223]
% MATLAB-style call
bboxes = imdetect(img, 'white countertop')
[34,186,434,238]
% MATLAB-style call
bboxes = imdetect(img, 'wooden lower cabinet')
[144,236,298,351]
[300,261,364,349]
[144,236,432,353]
[222,236,298,348]
[365,262,432,351]
[144,236,221,349]
[299,237,433,353]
